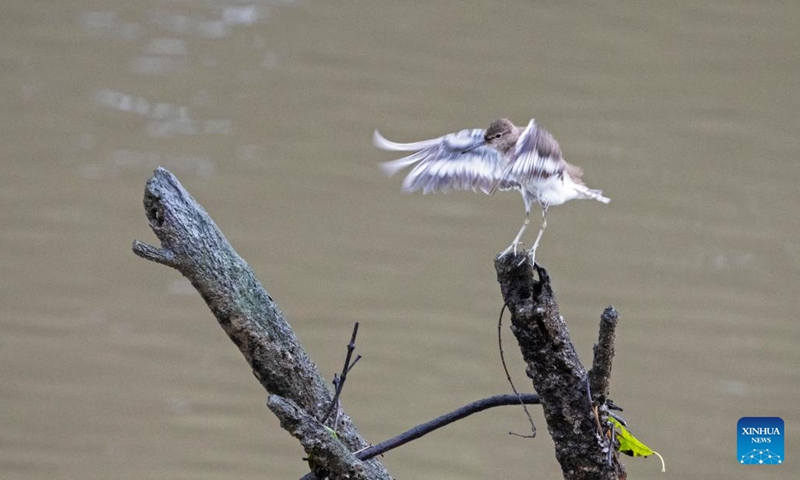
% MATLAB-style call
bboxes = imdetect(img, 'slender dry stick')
[497,302,536,438]
[322,322,361,425]
[299,393,542,479]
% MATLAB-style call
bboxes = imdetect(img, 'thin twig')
[355,394,540,461]
[497,302,536,438]
[322,322,360,424]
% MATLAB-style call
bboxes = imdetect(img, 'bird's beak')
[461,140,485,154]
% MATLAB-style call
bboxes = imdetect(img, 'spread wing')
[496,119,577,188]
[375,128,507,194]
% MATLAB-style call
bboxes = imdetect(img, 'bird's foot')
[526,247,538,267]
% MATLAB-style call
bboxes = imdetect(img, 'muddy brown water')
[2,1,798,479]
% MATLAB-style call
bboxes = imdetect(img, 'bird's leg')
[527,205,548,265]
[501,210,530,256]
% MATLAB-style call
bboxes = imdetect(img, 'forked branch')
[494,255,625,479]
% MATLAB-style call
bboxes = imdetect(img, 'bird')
[374,118,610,262]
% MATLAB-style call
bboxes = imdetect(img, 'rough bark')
[132,167,391,480]
[589,307,619,408]
[494,254,625,480]
[269,395,369,480]
[132,167,626,480]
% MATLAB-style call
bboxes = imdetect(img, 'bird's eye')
[494,133,502,139]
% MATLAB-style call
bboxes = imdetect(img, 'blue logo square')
[738,417,783,465]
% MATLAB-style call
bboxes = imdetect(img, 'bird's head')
[484,118,518,154]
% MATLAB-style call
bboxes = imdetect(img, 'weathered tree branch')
[133,168,626,480]
[494,255,625,480]
[589,307,619,408]
[298,393,541,480]
[132,167,391,479]
[269,395,369,480]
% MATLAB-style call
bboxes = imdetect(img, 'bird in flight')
[374,118,609,262]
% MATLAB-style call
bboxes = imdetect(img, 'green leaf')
[323,425,339,440]
[609,417,665,472]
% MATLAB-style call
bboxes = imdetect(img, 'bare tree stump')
[494,255,625,480]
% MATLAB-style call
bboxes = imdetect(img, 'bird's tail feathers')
[575,184,610,204]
